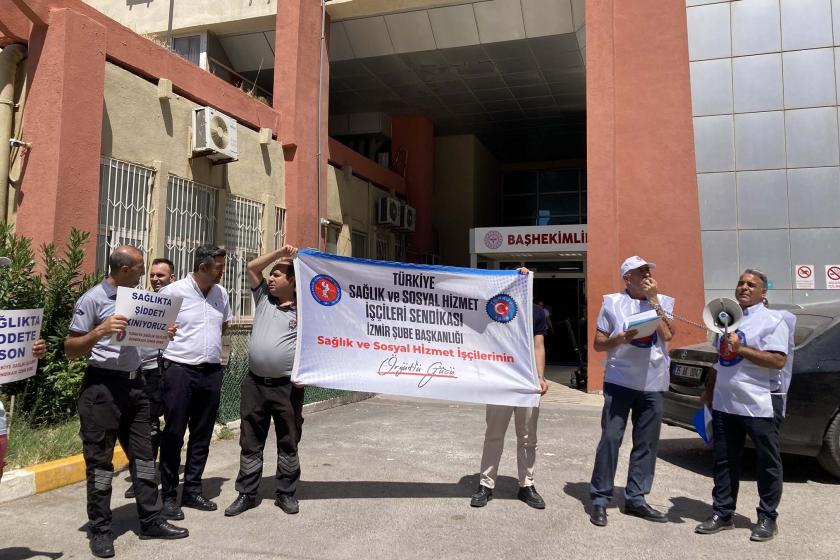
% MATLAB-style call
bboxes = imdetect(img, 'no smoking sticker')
[827,265,840,290]
[795,264,814,289]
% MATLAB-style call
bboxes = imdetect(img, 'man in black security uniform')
[66,245,188,558]
[224,244,302,517]
[125,257,176,499]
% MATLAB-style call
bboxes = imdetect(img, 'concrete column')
[391,116,434,262]
[14,9,106,274]
[148,159,169,265]
[274,0,328,250]
[586,0,707,392]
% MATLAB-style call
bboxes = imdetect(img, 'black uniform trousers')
[711,394,784,521]
[590,382,663,508]
[78,367,160,533]
[160,361,223,500]
[235,372,305,497]
[141,364,164,459]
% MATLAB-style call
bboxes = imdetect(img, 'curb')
[0,392,374,504]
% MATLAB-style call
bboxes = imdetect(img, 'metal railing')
[96,157,155,274]
[217,323,358,423]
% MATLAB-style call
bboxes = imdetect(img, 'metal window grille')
[273,206,286,250]
[96,157,155,275]
[165,175,217,279]
[351,231,367,258]
[376,235,388,261]
[394,234,406,262]
[224,195,264,319]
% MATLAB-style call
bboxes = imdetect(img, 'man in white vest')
[695,269,795,542]
[589,256,675,527]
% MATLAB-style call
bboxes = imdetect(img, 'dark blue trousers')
[160,362,223,500]
[590,382,663,507]
[711,395,784,521]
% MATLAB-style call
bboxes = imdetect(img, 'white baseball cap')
[620,256,656,278]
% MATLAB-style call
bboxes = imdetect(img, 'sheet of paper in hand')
[0,308,44,384]
[292,250,540,407]
[623,309,660,339]
[110,287,183,349]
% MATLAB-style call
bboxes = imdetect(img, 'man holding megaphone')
[588,256,676,527]
[695,269,795,542]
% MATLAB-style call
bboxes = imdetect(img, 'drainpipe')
[0,45,26,223]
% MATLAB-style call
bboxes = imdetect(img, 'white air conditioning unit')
[377,196,401,227]
[192,107,238,162]
[398,203,416,232]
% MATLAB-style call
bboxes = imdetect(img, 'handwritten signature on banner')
[377,353,458,388]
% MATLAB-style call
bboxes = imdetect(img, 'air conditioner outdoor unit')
[398,204,416,232]
[377,196,401,227]
[192,107,238,162]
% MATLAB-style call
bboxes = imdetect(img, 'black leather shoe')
[225,494,257,517]
[517,485,546,509]
[139,519,189,540]
[590,505,608,527]
[161,498,184,520]
[275,493,299,514]
[90,532,115,558]
[695,513,734,534]
[469,485,493,508]
[182,494,218,511]
[124,485,136,499]
[750,517,778,542]
[624,502,667,523]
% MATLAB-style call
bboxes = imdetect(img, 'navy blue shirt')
[533,303,547,337]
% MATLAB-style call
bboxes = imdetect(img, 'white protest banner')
[292,250,540,407]
[0,308,43,385]
[111,287,182,349]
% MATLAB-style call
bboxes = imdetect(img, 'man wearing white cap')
[588,256,675,527]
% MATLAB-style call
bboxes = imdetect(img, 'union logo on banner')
[486,294,518,323]
[310,274,342,306]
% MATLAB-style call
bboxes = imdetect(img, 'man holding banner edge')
[470,266,548,509]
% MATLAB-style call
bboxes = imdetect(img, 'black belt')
[164,360,221,372]
[87,365,139,380]
[249,372,291,387]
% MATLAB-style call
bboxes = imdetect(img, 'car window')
[792,314,833,346]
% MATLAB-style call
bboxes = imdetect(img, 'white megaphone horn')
[702,297,743,336]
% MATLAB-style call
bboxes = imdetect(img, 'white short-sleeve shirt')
[596,291,675,392]
[713,303,793,418]
[159,274,232,365]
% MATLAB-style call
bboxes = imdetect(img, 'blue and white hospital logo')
[310,274,342,306]
[486,294,518,323]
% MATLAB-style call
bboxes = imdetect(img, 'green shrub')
[0,225,100,425]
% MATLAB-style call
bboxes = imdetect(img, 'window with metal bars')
[273,207,286,250]
[164,175,217,280]
[375,235,389,261]
[96,157,155,275]
[351,231,367,258]
[224,195,264,319]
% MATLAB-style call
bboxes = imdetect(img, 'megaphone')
[702,297,743,335]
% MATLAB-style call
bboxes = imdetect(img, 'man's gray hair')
[743,268,768,289]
